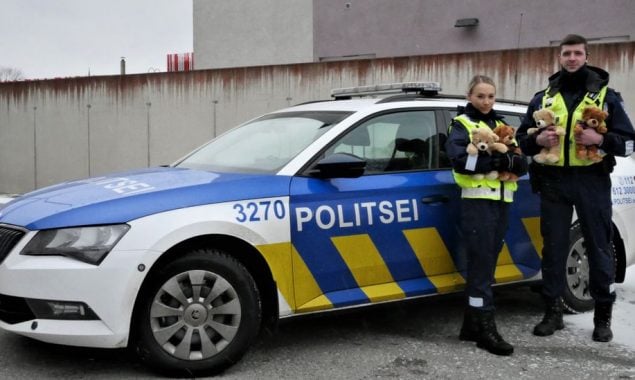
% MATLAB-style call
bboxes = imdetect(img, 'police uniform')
[445,103,527,355]
[517,64,635,341]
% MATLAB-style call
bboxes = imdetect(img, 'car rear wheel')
[133,249,261,377]
[562,223,616,314]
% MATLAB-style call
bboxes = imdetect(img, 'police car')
[0,82,633,376]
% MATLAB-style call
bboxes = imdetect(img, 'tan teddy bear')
[574,106,609,162]
[528,108,565,164]
[466,127,508,180]
[493,124,521,181]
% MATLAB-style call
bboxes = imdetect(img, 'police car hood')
[0,167,290,230]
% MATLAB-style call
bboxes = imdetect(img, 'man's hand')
[575,127,604,146]
[535,126,560,147]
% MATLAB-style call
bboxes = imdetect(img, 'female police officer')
[445,75,528,356]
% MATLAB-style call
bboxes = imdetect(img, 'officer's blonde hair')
[467,75,496,96]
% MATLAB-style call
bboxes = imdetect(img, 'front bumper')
[0,227,160,348]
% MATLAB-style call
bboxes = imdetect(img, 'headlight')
[21,224,130,265]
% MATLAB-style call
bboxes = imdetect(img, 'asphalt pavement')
[0,286,633,379]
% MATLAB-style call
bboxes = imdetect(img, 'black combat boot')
[475,310,514,356]
[459,307,479,342]
[533,297,565,336]
[592,303,613,342]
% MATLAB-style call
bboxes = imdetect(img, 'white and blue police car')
[0,82,634,375]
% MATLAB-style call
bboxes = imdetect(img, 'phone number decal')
[612,176,635,205]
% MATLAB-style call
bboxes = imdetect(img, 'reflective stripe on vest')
[541,86,608,166]
[462,186,515,201]
[451,114,517,202]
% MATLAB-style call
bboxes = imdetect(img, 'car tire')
[133,248,261,377]
[562,222,616,314]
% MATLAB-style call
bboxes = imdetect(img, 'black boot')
[533,298,564,336]
[475,310,514,356]
[592,303,613,342]
[459,307,479,342]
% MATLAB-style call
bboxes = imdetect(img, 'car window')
[323,110,447,174]
[176,111,351,173]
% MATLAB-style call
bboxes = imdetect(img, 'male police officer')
[517,34,635,342]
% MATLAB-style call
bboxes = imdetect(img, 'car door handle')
[421,195,450,204]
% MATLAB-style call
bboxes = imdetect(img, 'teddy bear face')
[582,106,608,130]
[532,108,557,129]
[470,128,498,152]
[493,124,515,146]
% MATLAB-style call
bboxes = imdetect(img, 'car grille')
[0,225,25,265]
[0,294,35,324]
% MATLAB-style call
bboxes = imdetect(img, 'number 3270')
[233,200,286,222]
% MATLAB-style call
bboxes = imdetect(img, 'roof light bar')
[331,82,442,98]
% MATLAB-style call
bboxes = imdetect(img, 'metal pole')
[87,104,92,176]
[514,12,524,101]
[33,106,37,189]
[212,100,218,137]
[146,102,151,167]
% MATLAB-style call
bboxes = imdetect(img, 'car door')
[289,109,465,313]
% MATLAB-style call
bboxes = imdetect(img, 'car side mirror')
[309,153,366,179]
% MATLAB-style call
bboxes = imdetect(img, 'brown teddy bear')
[493,124,521,181]
[574,106,608,162]
[528,108,565,164]
[466,127,508,180]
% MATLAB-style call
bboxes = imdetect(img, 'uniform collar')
[547,65,609,96]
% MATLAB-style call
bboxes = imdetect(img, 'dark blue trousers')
[461,198,510,311]
[538,169,616,304]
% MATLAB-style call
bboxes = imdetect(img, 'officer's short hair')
[560,34,588,53]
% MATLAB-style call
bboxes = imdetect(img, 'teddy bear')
[466,127,508,180]
[493,124,521,181]
[574,106,608,162]
[527,108,565,164]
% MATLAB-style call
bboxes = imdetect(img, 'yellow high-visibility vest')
[451,115,517,202]
[540,86,608,166]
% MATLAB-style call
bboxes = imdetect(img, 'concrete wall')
[193,0,635,69]
[193,0,314,69]
[1,42,634,194]
[314,0,635,60]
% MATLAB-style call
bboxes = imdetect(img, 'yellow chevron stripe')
[296,294,333,313]
[331,234,405,302]
[403,227,465,293]
[258,242,296,310]
[494,242,523,283]
[427,273,467,293]
[291,245,332,312]
[360,282,405,302]
[522,217,543,258]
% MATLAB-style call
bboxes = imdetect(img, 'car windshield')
[175,111,352,173]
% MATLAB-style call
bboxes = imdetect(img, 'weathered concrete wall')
[194,0,635,69]
[313,0,635,60]
[193,0,314,69]
[1,43,634,194]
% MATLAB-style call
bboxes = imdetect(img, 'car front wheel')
[133,249,261,377]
